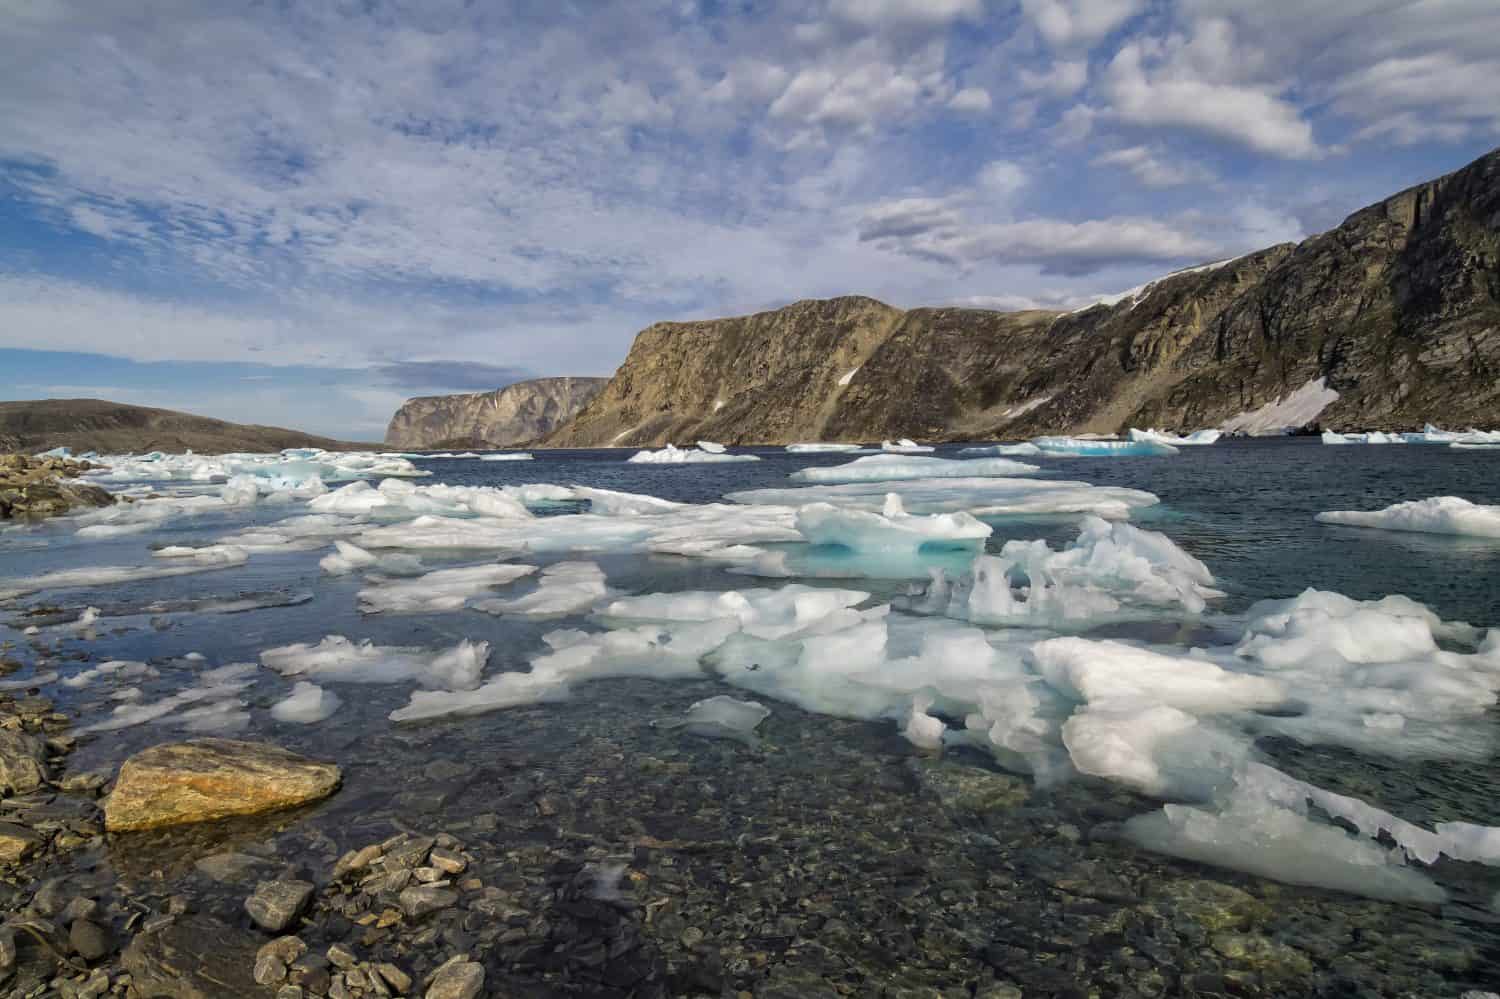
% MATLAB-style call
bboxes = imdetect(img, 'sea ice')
[1315,496,1500,538]
[260,636,490,690]
[729,478,1159,521]
[627,444,759,464]
[270,681,342,723]
[956,443,1043,457]
[0,546,251,602]
[319,540,425,576]
[357,562,536,614]
[78,662,257,734]
[881,439,935,453]
[472,561,610,617]
[795,494,992,553]
[1321,430,1406,444]
[654,695,771,744]
[1402,424,1500,445]
[906,516,1221,625]
[1031,437,1178,457]
[790,454,1039,483]
[600,584,871,640]
[785,443,868,453]
[478,452,533,461]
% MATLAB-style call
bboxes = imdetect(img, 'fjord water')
[3,439,1499,995]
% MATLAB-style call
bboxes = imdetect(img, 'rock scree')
[103,739,342,832]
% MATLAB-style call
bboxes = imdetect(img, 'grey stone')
[121,913,263,998]
[69,919,112,961]
[254,955,288,985]
[0,730,48,794]
[399,885,458,918]
[376,963,413,993]
[246,880,314,933]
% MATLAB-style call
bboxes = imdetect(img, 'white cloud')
[1019,58,1089,97]
[948,87,993,112]
[1093,146,1214,187]
[977,160,1028,198]
[830,0,984,31]
[1099,22,1321,159]
[1020,0,1145,49]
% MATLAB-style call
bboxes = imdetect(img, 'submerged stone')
[103,739,341,832]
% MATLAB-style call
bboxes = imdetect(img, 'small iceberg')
[795,493,992,553]
[479,452,534,461]
[628,444,759,464]
[1321,431,1405,445]
[957,443,1043,457]
[696,440,727,453]
[786,443,867,453]
[1032,436,1178,457]
[881,438,935,453]
[1402,424,1500,445]
[1128,428,1222,446]
[1315,496,1500,538]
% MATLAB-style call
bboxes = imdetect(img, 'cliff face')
[0,399,368,453]
[385,377,608,449]
[546,147,1500,446]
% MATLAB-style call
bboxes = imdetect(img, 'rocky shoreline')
[0,455,115,521]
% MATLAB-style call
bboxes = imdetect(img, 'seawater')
[2,438,1499,996]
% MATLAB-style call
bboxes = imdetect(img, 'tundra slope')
[546,146,1500,446]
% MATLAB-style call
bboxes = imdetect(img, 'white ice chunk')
[1032,436,1178,457]
[0,547,250,602]
[730,477,1158,520]
[1320,430,1405,445]
[628,444,759,464]
[472,562,610,617]
[79,662,257,733]
[601,584,871,640]
[882,439,935,453]
[957,443,1043,457]
[478,452,533,461]
[270,681,342,723]
[790,454,1039,483]
[357,562,536,614]
[785,443,869,453]
[1316,496,1500,538]
[696,440,726,453]
[795,493,991,553]
[656,695,773,744]
[1128,428,1222,446]
[1034,638,1284,714]
[260,636,490,690]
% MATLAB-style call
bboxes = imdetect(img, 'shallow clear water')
[3,439,1499,996]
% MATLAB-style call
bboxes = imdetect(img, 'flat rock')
[426,958,484,999]
[122,913,265,998]
[0,820,43,863]
[0,730,49,794]
[104,739,341,832]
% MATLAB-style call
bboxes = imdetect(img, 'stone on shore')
[0,821,43,864]
[426,957,485,999]
[103,739,341,832]
[121,913,264,998]
[0,453,114,520]
[246,879,315,933]
[0,730,49,795]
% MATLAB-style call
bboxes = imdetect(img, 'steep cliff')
[546,147,1500,445]
[385,377,608,448]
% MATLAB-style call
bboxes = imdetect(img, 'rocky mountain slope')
[0,399,366,454]
[546,146,1500,446]
[385,377,607,448]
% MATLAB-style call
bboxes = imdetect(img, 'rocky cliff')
[385,377,608,449]
[546,146,1500,445]
[0,399,367,454]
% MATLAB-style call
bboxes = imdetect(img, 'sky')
[1,1,1497,440]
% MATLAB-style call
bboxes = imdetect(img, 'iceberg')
[472,561,610,617]
[1128,428,1222,446]
[881,438,935,453]
[790,454,1039,483]
[1032,436,1178,457]
[478,452,533,461]
[785,443,869,453]
[627,444,759,464]
[696,440,727,453]
[729,477,1159,520]
[956,443,1043,457]
[1402,424,1500,445]
[1315,496,1500,538]
[1320,430,1406,444]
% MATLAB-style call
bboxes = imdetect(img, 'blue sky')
[2,1,1497,440]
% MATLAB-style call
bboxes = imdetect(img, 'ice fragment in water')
[357,562,536,614]
[270,681,342,724]
[656,695,772,744]
[472,561,610,617]
[1316,496,1500,538]
[260,636,490,690]
[791,454,1038,483]
[627,444,758,463]
[795,493,991,553]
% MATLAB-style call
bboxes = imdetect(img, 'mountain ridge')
[385,376,608,449]
[544,146,1500,446]
[0,398,370,454]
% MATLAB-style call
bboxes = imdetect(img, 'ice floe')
[795,494,991,553]
[627,444,759,464]
[956,443,1043,457]
[790,454,1039,484]
[270,681,343,723]
[86,448,427,486]
[478,452,533,461]
[1031,437,1178,457]
[357,562,537,614]
[785,443,868,453]
[1402,424,1500,445]
[1316,496,1500,538]
[260,636,490,690]
[653,695,771,744]
[0,546,250,602]
[472,562,610,617]
[78,662,257,734]
[729,478,1159,521]
[904,516,1221,626]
